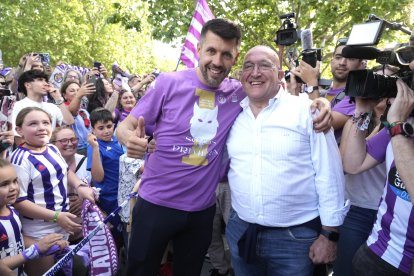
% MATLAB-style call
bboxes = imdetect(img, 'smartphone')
[87,75,97,87]
[94,61,102,69]
[39,53,50,65]
[0,88,11,97]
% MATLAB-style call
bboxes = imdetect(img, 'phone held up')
[38,53,50,65]
[94,61,102,69]
[88,75,97,87]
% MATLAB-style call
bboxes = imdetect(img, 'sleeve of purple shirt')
[366,128,390,163]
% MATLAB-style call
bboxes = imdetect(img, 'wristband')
[42,244,61,256]
[352,111,372,131]
[51,211,60,223]
[22,244,40,260]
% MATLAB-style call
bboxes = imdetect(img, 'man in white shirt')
[225,45,347,276]
[11,70,74,145]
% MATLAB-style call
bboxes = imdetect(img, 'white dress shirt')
[226,89,347,227]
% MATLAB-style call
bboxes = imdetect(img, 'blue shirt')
[87,136,124,202]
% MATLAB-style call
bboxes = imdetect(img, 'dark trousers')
[352,243,407,276]
[126,196,216,276]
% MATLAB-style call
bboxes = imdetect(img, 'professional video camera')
[275,13,322,83]
[275,13,298,46]
[343,14,414,99]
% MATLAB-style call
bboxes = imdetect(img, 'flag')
[180,0,215,68]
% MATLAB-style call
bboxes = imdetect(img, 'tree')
[0,0,173,75]
[144,0,413,74]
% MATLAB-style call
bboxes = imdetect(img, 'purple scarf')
[81,200,118,275]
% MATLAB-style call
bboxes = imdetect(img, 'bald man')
[225,46,347,276]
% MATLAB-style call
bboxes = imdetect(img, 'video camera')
[343,14,414,99]
[275,13,298,46]
[275,13,322,84]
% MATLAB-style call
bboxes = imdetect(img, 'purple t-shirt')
[332,96,354,116]
[332,95,355,141]
[366,127,414,273]
[326,87,345,107]
[130,69,244,211]
[114,108,130,124]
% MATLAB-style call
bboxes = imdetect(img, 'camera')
[274,13,298,46]
[345,69,412,99]
[343,14,414,99]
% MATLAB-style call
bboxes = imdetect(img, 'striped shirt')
[366,125,414,274]
[0,206,24,275]
[10,144,69,213]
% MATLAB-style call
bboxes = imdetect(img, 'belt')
[237,216,321,263]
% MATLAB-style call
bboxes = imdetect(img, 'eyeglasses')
[55,138,78,145]
[242,62,276,73]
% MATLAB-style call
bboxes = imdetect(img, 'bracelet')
[352,111,372,131]
[22,244,40,260]
[51,211,60,223]
[382,120,402,129]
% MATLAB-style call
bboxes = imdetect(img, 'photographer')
[289,60,321,99]
[340,62,414,276]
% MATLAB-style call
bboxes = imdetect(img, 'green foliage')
[0,0,174,76]
[144,0,413,75]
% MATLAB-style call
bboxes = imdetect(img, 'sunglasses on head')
[335,37,348,48]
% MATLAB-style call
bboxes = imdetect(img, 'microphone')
[341,46,381,60]
[301,29,313,51]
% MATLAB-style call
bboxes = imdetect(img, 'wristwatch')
[320,229,339,242]
[389,121,414,138]
[304,85,319,93]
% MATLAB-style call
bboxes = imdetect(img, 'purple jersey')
[10,144,69,212]
[0,206,24,275]
[130,69,244,211]
[366,127,414,274]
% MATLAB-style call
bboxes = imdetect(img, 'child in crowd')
[9,107,95,275]
[0,159,68,275]
[87,107,124,245]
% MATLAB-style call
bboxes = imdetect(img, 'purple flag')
[180,0,215,68]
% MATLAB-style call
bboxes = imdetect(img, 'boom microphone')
[301,29,313,51]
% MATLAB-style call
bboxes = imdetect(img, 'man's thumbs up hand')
[126,116,148,159]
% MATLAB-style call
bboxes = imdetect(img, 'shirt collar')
[240,86,286,109]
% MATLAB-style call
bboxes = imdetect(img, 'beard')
[332,71,349,84]
[199,64,231,87]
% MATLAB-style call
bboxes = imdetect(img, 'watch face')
[329,231,340,241]
[403,122,414,136]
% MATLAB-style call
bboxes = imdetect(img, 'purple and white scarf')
[81,200,118,275]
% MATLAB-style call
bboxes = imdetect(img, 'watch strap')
[389,121,414,137]
[304,85,319,93]
[320,229,339,242]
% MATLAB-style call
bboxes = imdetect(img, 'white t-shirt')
[11,97,63,136]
